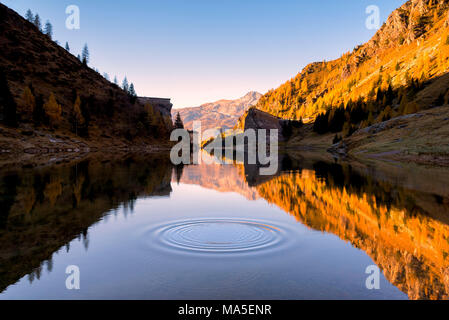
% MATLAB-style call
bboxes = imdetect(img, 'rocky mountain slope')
[173,91,261,134]
[220,0,449,165]
[179,163,260,201]
[255,0,449,121]
[0,4,172,156]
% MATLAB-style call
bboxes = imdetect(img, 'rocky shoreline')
[0,125,172,169]
[289,105,449,167]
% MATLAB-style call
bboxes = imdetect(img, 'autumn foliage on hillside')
[256,0,449,134]
[0,4,171,143]
[255,163,449,299]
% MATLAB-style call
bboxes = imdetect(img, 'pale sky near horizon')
[2,0,404,108]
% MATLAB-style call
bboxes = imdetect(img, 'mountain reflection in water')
[0,152,448,299]
[0,155,173,293]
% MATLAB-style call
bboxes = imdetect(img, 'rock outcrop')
[236,107,286,142]
[138,97,173,117]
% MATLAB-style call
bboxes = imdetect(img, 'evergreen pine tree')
[82,44,89,65]
[122,77,129,92]
[129,83,136,96]
[44,20,53,39]
[174,112,184,129]
[65,42,70,51]
[128,83,137,103]
[33,14,42,31]
[25,9,34,23]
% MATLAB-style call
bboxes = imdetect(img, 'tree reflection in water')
[0,154,173,292]
[1,152,449,299]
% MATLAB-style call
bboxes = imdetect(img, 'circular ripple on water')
[150,219,285,254]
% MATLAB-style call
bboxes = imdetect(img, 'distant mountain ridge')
[173,91,262,135]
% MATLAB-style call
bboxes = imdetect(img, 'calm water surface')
[1,153,449,299]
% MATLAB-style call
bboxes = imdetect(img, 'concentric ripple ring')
[151,219,284,254]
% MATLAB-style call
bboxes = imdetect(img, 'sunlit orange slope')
[256,0,449,121]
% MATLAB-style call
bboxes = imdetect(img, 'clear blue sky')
[2,0,405,108]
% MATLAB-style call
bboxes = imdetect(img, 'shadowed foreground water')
[1,153,449,299]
